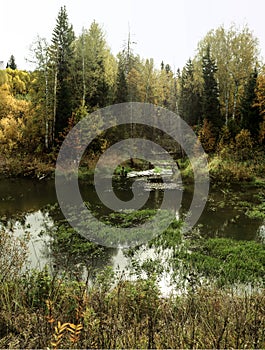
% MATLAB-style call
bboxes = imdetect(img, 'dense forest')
[0,5,264,180]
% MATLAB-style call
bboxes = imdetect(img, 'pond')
[0,176,264,290]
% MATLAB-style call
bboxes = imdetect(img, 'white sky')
[1,0,265,71]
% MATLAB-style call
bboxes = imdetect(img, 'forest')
[0,5,264,349]
[0,5,264,179]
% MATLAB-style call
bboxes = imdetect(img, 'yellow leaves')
[68,323,83,343]
[0,80,31,155]
[45,299,55,324]
[0,70,7,85]
[0,114,24,152]
[5,68,30,96]
[127,66,147,102]
[0,84,30,120]
[51,321,83,349]
[51,321,68,348]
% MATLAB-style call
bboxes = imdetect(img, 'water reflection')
[0,177,264,278]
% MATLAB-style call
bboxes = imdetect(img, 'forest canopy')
[0,6,264,161]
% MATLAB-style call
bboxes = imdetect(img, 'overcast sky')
[1,0,265,71]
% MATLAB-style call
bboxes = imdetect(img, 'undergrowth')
[0,269,264,349]
[0,225,265,348]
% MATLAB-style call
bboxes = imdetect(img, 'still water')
[0,177,264,291]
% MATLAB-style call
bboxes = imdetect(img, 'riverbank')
[0,215,265,347]
[0,155,54,180]
[1,153,264,189]
[0,266,264,349]
[0,176,264,348]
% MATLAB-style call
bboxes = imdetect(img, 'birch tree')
[196,24,259,123]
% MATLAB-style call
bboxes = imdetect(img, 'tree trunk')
[225,89,229,125]
[232,81,238,120]
[52,67,57,144]
[81,34,86,108]
[45,70,49,150]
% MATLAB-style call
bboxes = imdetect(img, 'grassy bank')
[1,215,265,348]
[0,269,264,349]
[1,149,264,188]
[0,155,54,179]
[179,152,265,186]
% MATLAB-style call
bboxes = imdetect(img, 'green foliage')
[73,21,116,111]
[179,238,265,287]
[201,46,222,134]
[0,230,29,282]
[50,6,75,140]
[6,54,17,70]
[104,209,157,228]
[245,192,265,219]
[197,24,259,121]
[240,69,262,137]
[114,54,128,103]
[0,7,263,182]
[178,59,202,126]
[44,223,105,272]
[0,265,264,348]
[208,154,255,182]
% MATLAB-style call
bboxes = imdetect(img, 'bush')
[234,129,253,161]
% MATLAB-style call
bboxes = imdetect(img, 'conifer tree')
[202,46,222,134]
[6,55,17,70]
[178,59,202,126]
[240,69,261,138]
[115,56,128,103]
[73,22,112,111]
[49,6,75,141]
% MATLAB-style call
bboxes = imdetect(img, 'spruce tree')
[6,55,17,70]
[202,46,222,134]
[115,57,128,103]
[178,59,202,126]
[49,6,75,141]
[240,69,261,138]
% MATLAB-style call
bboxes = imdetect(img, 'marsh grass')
[0,268,264,349]
[176,237,265,287]
[0,213,264,348]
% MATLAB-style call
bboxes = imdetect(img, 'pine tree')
[6,55,17,70]
[49,6,75,142]
[240,69,261,138]
[202,46,222,134]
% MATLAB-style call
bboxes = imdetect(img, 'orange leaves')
[68,323,83,343]
[198,119,216,153]
[51,321,83,349]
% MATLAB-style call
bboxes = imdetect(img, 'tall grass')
[0,221,264,348]
[0,266,264,349]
